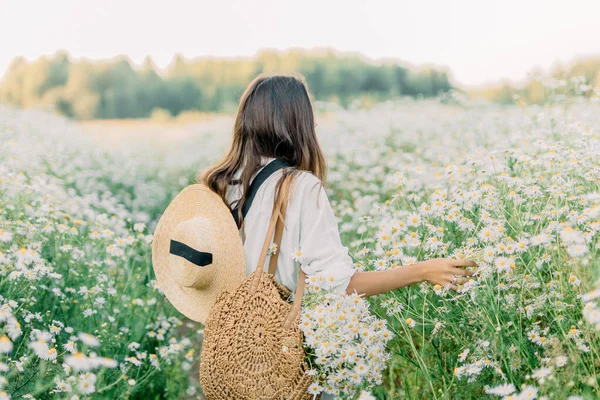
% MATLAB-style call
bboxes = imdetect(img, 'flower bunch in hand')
[298,272,393,399]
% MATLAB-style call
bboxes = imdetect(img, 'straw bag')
[199,172,316,400]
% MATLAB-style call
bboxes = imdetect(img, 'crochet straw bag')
[199,173,317,400]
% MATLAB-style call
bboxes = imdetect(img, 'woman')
[199,72,476,398]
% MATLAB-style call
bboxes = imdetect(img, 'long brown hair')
[197,72,327,232]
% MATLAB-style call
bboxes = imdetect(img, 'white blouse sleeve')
[296,174,357,295]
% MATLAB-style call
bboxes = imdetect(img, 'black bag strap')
[231,158,290,227]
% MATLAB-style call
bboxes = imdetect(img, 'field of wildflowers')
[325,98,600,399]
[0,109,204,399]
[0,82,599,399]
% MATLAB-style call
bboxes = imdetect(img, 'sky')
[1,0,599,87]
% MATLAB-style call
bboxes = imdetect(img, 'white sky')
[1,0,599,87]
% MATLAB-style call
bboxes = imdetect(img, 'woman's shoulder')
[287,170,328,210]
[291,170,324,193]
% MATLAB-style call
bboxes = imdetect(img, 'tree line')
[470,57,600,105]
[0,49,452,120]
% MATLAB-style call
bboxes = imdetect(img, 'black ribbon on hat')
[169,239,213,267]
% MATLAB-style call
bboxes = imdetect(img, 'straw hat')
[151,184,246,323]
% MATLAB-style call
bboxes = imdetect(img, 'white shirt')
[226,156,357,296]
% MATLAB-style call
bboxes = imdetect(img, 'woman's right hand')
[345,257,478,298]
[416,258,477,291]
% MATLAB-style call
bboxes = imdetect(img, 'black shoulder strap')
[231,158,289,227]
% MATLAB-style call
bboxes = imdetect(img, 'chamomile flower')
[65,352,92,372]
[78,373,96,394]
[406,214,421,227]
[133,223,146,232]
[458,348,470,362]
[267,242,278,255]
[532,366,552,383]
[518,385,539,399]
[0,229,13,243]
[484,383,516,396]
[77,332,100,347]
[555,356,568,367]
[568,274,581,286]
[0,336,13,354]
[292,247,303,262]
[357,391,377,400]
[307,382,322,395]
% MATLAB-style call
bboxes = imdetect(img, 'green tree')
[0,49,455,119]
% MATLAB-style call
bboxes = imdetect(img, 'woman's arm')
[294,172,477,298]
[345,258,477,297]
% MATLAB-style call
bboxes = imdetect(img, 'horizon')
[5,46,600,90]
[1,0,599,87]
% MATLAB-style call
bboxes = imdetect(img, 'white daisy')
[484,382,515,396]
[65,352,92,372]
[567,244,588,257]
[555,356,568,367]
[78,373,96,394]
[292,247,303,262]
[532,366,552,383]
[55,379,73,393]
[78,332,100,347]
[307,382,322,395]
[0,336,12,354]
[568,274,581,286]
[0,229,13,243]
[518,385,538,399]
[268,242,278,255]
[357,391,376,400]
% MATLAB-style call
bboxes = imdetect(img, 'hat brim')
[152,184,246,323]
